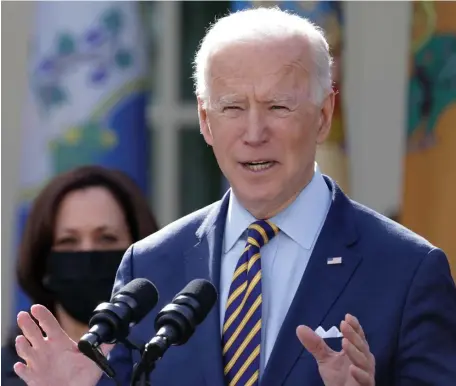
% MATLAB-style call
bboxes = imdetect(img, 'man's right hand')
[297,314,375,386]
[14,304,111,386]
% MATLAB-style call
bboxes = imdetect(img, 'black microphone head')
[112,278,159,323]
[173,279,217,324]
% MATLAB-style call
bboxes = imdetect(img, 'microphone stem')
[131,335,170,386]
[137,372,151,386]
[142,335,170,367]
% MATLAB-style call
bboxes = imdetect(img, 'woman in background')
[2,165,159,385]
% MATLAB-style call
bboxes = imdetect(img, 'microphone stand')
[131,358,154,386]
[78,339,116,379]
[130,332,172,386]
[79,336,145,385]
[114,338,152,386]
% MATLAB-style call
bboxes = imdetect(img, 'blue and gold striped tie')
[222,219,279,386]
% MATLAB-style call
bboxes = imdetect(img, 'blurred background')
[2,1,455,344]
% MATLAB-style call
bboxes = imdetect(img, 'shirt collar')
[223,163,331,253]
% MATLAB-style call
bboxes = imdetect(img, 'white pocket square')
[315,326,343,338]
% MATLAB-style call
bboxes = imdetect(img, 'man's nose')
[243,108,268,146]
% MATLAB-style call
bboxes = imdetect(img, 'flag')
[401,1,456,278]
[327,256,343,265]
[15,1,150,316]
[230,1,348,193]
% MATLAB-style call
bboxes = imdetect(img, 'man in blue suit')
[13,7,456,386]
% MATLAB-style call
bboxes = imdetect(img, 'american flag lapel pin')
[327,256,343,265]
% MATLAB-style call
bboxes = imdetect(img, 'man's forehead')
[206,40,311,104]
[209,67,309,103]
[209,54,309,89]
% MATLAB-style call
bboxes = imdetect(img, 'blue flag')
[16,1,150,317]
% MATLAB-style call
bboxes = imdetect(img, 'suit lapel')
[183,191,231,386]
[261,177,362,385]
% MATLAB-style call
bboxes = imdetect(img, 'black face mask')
[44,250,126,325]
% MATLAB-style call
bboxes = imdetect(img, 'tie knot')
[247,219,279,249]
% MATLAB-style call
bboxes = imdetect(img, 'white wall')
[1,1,34,343]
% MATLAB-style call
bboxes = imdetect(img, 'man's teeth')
[245,161,274,171]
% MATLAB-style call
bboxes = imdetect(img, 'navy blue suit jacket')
[102,176,456,386]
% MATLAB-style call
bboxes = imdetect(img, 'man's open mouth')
[241,160,277,172]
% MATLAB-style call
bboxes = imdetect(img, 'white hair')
[192,7,334,106]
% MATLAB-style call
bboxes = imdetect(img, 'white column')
[344,2,412,216]
[151,1,181,226]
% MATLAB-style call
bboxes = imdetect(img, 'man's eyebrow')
[210,93,297,108]
[216,94,245,104]
[266,94,296,103]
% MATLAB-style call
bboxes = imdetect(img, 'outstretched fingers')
[31,305,72,345]
[17,311,44,349]
[15,335,36,364]
[341,314,375,382]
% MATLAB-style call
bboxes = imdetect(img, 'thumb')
[296,325,334,363]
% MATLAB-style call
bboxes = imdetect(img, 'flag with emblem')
[15,1,150,315]
[400,1,456,279]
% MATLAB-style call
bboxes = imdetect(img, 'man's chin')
[232,186,282,215]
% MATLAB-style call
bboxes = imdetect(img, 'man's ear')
[316,91,335,145]
[198,97,213,146]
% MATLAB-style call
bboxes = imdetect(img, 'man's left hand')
[297,314,375,386]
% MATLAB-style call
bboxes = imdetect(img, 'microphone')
[130,279,217,385]
[154,278,218,346]
[78,278,159,377]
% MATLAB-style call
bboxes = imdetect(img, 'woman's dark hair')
[16,165,159,314]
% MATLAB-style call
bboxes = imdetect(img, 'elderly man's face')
[198,38,334,217]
